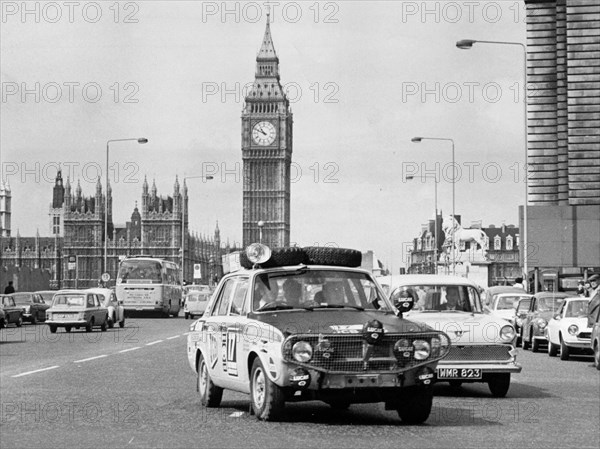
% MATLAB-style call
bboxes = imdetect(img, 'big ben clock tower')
[242,13,293,248]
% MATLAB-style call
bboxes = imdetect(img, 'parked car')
[377,274,521,397]
[188,245,451,423]
[46,290,109,333]
[86,288,125,328]
[482,286,533,325]
[0,308,5,329]
[591,305,600,370]
[0,295,23,327]
[521,292,568,352]
[35,290,58,305]
[9,292,51,324]
[514,296,533,347]
[184,291,211,319]
[546,297,592,360]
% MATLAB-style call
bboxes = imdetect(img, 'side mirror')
[554,314,560,320]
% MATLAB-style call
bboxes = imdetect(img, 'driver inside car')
[282,279,303,308]
[254,278,279,309]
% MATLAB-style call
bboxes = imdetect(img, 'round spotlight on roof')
[245,243,272,265]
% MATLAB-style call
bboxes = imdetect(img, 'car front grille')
[282,332,450,374]
[444,344,512,362]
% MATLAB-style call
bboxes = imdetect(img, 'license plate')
[437,368,482,379]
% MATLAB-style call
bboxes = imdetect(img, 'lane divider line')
[119,347,141,353]
[146,340,163,346]
[73,355,108,363]
[11,365,60,378]
[166,336,180,340]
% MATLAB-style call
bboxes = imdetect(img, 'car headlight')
[24,306,30,313]
[292,341,313,363]
[500,325,516,342]
[413,340,430,360]
[568,324,578,336]
[535,318,547,329]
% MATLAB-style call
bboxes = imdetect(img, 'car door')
[524,297,537,342]
[202,278,237,386]
[222,277,250,388]
[5,297,20,322]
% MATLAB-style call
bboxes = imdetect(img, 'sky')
[1,1,528,271]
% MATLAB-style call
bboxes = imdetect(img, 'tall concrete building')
[523,0,600,278]
[242,14,293,248]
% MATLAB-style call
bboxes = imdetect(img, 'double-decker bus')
[115,257,182,317]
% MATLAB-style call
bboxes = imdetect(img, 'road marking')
[229,411,245,418]
[166,335,180,340]
[73,355,108,363]
[183,332,190,335]
[12,365,60,378]
[119,347,141,353]
[146,340,163,346]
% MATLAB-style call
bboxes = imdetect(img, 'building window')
[506,236,513,250]
[494,236,501,250]
[459,240,466,251]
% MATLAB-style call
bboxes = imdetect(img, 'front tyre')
[531,337,540,353]
[250,358,285,421]
[559,335,570,361]
[396,386,433,424]
[119,318,125,328]
[594,343,600,371]
[197,354,223,408]
[548,340,559,357]
[488,373,511,398]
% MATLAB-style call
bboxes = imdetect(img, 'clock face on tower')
[252,121,276,146]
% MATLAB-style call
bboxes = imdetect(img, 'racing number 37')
[226,330,238,377]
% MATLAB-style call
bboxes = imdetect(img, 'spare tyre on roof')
[240,247,309,269]
[303,246,362,267]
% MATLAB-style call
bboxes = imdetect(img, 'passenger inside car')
[321,282,346,305]
[282,279,303,307]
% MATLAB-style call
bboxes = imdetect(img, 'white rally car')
[546,297,593,360]
[377,274,521,397]
[188,244,451,423]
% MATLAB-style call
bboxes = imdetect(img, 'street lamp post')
[105,138,148,277]
[406,174,438,274]
[181,175,214,284]
[257,220,265,244]
[411,136,456,275]
[457,39,529,290]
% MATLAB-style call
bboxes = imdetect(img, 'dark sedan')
[10,292,51,324]
[0,295,24,328]
[522,292,568,352]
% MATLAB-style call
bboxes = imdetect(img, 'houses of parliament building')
[0,171,234,289]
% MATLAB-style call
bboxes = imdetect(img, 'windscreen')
[118,260,163,284]
[494,295,530,310]
[253,269,390,312]
[565,300,588,318]
[53,295,85,306]
[390,284,482,313]
[538,297,565,312]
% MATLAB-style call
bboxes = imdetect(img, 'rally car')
[377,274,521,397]
[187,245,451,423]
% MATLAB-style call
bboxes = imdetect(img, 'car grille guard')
[282,332,451,374]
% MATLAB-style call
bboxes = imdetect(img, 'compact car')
[546,297,592,360]
[86,288,125,328]
[9,292,50,324]
[0,295,23,327]
[46,290,109,333]
[377,274,521,398]
[184,291,211,319]
[187,245,451,423]
[482,286,533,326]
[521,292,568,352]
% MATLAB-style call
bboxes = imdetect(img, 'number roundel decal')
[252,121,276,146]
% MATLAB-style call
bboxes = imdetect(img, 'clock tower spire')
[242,14,293,248]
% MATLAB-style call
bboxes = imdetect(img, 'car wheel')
[548,340,559,357]
[0,319,5,329]
[65,326,72,333]
[119,318,125,328]
[197,353,223,408]
[522,332,530,350]
[16,316,23,327]
[108,314,115,329]
[594,343,600,371]
[559,335,570,361]
[185,313,189,320]
[487,373,511,398]
[85,318,94,333]
[49,325,57,334]
[101,319,107,332]
[250,357,285,421]
[531,337,540,353]
[396,386,434,424]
